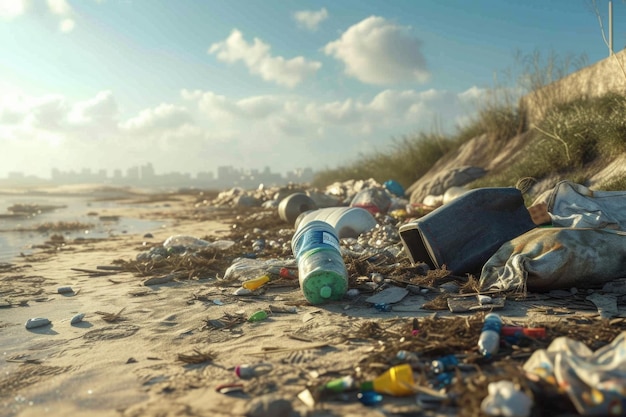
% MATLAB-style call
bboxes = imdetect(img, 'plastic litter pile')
[120,177,626,416]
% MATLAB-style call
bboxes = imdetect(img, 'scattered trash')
[373,303,393,312]
[359,363,415,396]
[480,380,533,417]
[501,326,546,344]
[479,227,626,292]
[223,258,296,282]
[447,294,506,313]
[294,206,377,238]
[548,180,626,229]
[478,313,503,358]
[268,305,297,314]
[242,274,271,290]
[322,375,355,393]
[248,310,269,322]
[350,186,392,215]
[57,286,74,294]
[80,179,626,416]
[357,390,383,406]
[235,362,273,379]
[431,354,459,374]
[383,179,405,198]
[523,331,626,416]
[163,234,235,251]
[277,192,317,225]
[365,286,409,305]
[400,187,536,275]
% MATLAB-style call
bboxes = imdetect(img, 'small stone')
[57,286,74,294]
[70,313,85,325]
[25,317,51,329]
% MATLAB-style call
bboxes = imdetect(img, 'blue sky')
[0,0,622,180]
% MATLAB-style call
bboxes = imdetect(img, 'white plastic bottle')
[477,313,502,358]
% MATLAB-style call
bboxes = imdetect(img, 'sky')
[0,0,623,180]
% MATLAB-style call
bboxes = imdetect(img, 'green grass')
[311,49,625,196]
[471,93,626,189]
[310,131,458,190]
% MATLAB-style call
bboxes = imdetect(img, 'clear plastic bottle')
[478,313,503,358]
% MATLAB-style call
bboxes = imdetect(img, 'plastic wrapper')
[523,332,626,416]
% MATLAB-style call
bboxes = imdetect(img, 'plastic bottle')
[291,220,348,304]
[322,375,355,393]
[478,313,503,358]
[359,363,416,396]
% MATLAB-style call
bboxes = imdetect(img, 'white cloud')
[24,95,68,129]
[1,86,482,179]
[68,90,118,126]
[0,0,102,32]
[120,103,192,134]
[293,8,328,31]
[59,18,75,33]
[0,0,26,19]
[208,29,322,88]
[324,16,429,85]
[47,0,72,15]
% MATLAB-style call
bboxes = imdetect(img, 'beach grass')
[311,51,626,192]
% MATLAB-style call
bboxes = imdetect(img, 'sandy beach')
[1,188,625,417]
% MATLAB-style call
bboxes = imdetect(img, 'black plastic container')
[399,187,536,275]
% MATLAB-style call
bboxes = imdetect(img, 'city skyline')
[1,162,315,189]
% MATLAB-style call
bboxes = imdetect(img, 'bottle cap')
[319,286,332,298]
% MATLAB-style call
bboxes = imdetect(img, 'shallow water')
[0,194,165,263]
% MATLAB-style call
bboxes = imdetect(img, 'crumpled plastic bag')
[523,332,626,416]
[480,380,532,417]
[548,181,626,230]
[479,227,626,292]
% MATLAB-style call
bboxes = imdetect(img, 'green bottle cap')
[319,286,332,299]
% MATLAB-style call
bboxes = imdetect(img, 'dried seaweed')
[202,312,246,330]
[95,307,126,323]
[177,349,217,364]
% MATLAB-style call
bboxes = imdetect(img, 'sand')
[1,190,625,417]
